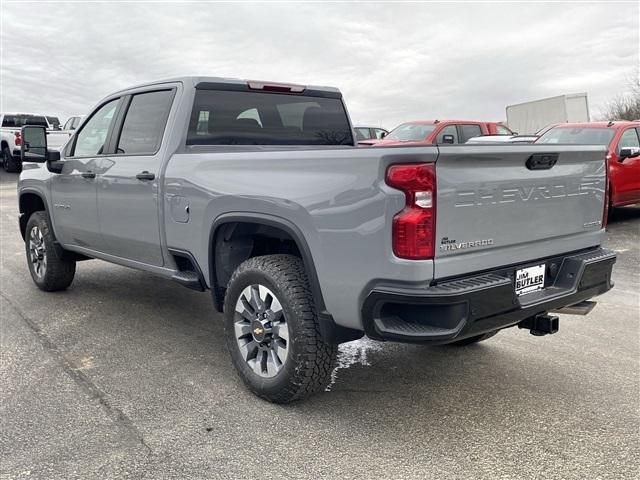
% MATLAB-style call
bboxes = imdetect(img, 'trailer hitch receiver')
[518,314,559,336]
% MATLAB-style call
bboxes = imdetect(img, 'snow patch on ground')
[326,337,384,391]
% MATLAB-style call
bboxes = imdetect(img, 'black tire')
[25,211,76,291]
[449,330,498,346]
[2,146,20,173]
[223,254,337,403]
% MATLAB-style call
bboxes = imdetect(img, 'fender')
[209,212,362,344]
[18,188,90,262]
[18,188,55,240]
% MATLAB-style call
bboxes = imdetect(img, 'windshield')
[385,123,436,142]
[536,127,615,145]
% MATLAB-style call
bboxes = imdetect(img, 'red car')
[536,121,640,208]
[359,120,513,146]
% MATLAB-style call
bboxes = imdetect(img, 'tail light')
[386,163,436,259]
[14,131,21,146]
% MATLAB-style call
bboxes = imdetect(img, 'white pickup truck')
[1,113,70,172]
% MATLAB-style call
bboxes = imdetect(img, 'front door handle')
[136,171,155,181]
[81,171,96,179]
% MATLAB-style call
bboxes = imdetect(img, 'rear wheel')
[25,211,76,291]
[449,330,498,346]
[223,254,337,403]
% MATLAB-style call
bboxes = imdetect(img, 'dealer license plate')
[515,264,546,296]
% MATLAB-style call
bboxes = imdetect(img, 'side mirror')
[20,126,61,164]
[21,126,47,163]
[441,134,455,144]
[379,131,386,139]
[618,147,640,162]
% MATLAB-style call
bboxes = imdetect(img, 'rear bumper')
[361,247,616,344]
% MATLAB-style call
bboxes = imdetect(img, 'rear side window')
[187,90,353,146]
[2,114,48,128]
[459,124,483,143]
[116,90,175,155]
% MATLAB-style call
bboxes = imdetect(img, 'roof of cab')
[553,121,640,129]
[110,76,341,95]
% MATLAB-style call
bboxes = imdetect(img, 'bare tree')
[600,78,640,121]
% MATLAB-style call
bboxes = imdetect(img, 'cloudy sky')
[1,1,638,129]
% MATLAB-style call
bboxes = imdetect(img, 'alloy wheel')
[29,226,47,278]
[234,284,289,378]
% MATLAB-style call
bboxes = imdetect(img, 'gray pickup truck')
[17,76,616,403]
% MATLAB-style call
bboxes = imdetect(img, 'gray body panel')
[17,76,608,333]
[434,144,607,279]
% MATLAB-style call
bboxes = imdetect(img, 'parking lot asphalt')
[0,170,638,480]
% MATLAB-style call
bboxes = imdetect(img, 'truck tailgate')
[434,145,607,280]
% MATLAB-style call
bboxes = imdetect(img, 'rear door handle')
[81,171,96,179]
[136,171,155,181]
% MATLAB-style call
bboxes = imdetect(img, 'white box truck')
[506,93,590,135]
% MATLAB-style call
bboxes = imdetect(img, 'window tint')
[2,114,48,128]
[187,90,353,146]
[435,125,458,144]
[618,128,640,152]
[117,90,175,155]
[459,124,483,143]
[73,100,118,157]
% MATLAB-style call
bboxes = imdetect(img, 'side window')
[459,124,483,143]
[116,90,175,155]
[435,125,458,144]
[355,128,370,141]
[72,100,119,157]
[496,125,512,135]
[617,128,640,153]
[276,101,321,130]
[236,108,262,127]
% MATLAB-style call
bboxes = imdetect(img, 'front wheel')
[25,211,76,291]
[223,254,337,403]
